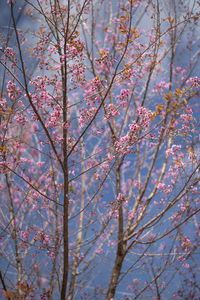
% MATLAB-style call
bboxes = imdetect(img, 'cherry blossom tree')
[0,0,200,299]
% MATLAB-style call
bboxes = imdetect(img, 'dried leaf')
[4,291,18,299]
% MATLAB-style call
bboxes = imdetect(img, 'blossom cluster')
[46,105,61,128]
[6,80,21,100]
[83,76,102,106]
[79,107,97,128]
[153,80,171,93]
[186,76,200,88]
[166,145,182,157]
[116,89,130,108]
[4,47,17,57]
[95,48,117,72]
[115,107,154,154]
[70,63,86,85]
[64,39,85,60]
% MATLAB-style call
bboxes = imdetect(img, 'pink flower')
[184,263,190,268]
[187,76,200,88]
[157,182,165,189]
[133,278,140,285]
